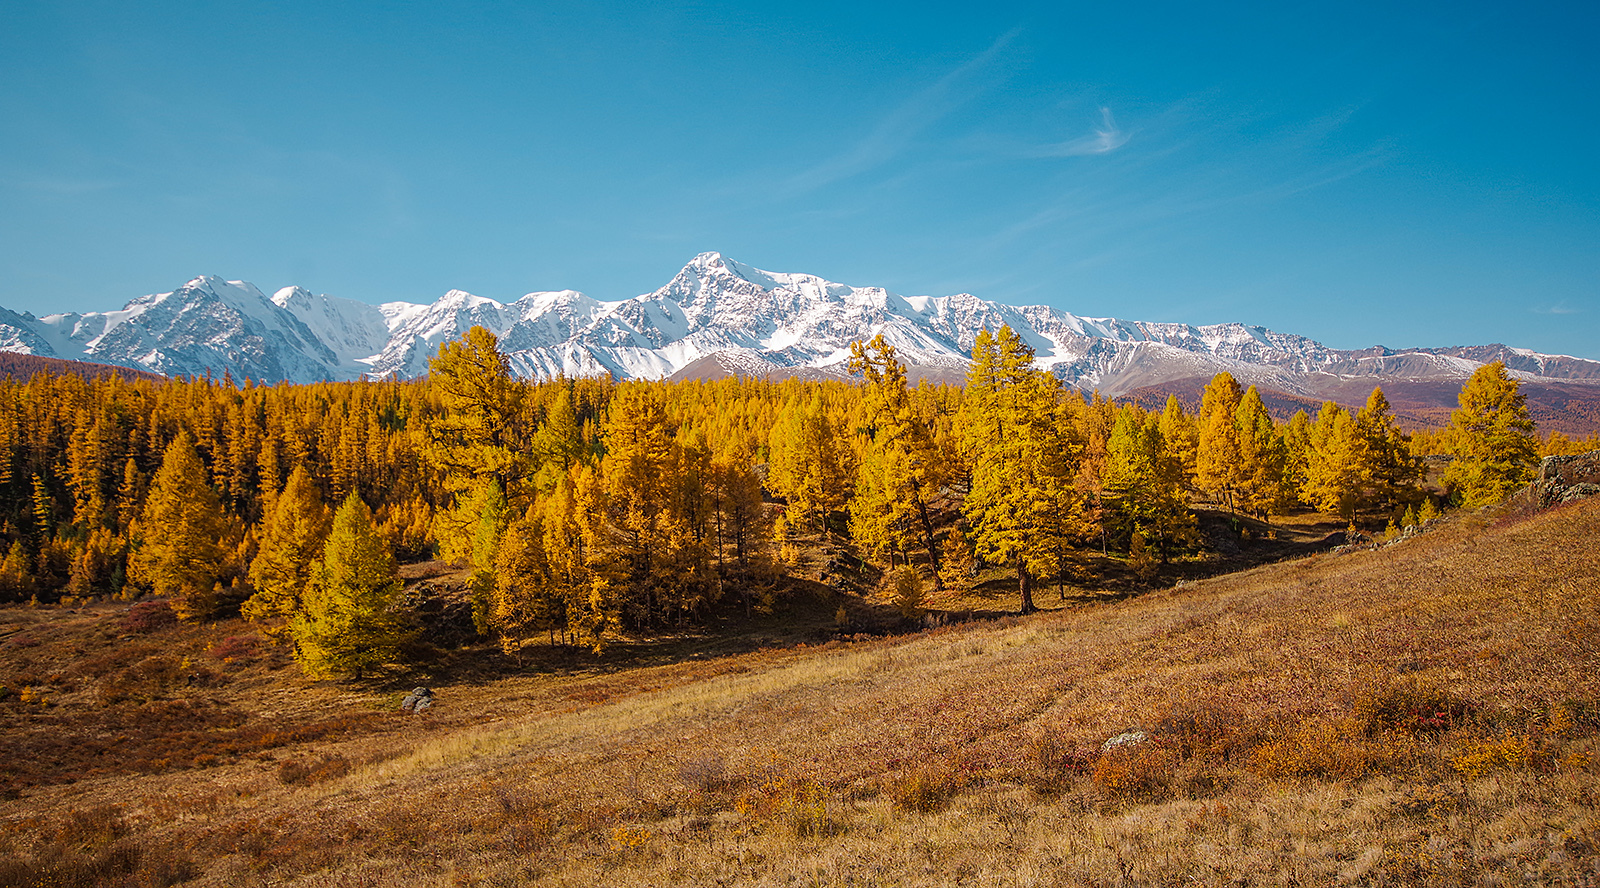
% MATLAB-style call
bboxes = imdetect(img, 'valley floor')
[2,498,1598,886]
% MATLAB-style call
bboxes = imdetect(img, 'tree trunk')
[1017,560,1037,615]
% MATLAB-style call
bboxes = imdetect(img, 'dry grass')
[1,498,1598,885]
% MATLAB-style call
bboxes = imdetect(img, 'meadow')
[1,493,1595,886]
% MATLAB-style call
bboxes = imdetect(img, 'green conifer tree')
[290,493,409,679]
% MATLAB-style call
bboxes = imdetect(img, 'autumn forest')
[0,325,1583,677]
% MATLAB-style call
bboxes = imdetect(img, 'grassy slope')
[2,497,1598,886]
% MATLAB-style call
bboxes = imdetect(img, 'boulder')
[1533,451,1600,508]
[401,687,433,712]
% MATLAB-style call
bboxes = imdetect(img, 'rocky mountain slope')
[3,253,1597,409]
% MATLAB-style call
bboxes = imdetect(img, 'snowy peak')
[1,254,1597,395]
[272,286,392,369]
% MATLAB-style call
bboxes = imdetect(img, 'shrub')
[1026,732,1096,796]
[885,761,964,813]
[735,776,842,837]
[1157,697,1264,761]
[1091,741,1176,802]
[781,778,838,837]
[277,754,352,785]
[1394,783,1462,818]
[121,600,177,633]
[207,634,260,663]
[1353,677,1475,735]
[1248,720,1371,781]
[52,805,129,849]
[678,755,734,794]
[1449,733,1555,779]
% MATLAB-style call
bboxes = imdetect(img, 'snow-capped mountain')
[2,253,1598,400]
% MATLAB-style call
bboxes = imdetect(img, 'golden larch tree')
[129,431,229,620]
[243,463,332,633]
[1442,361,1539,508]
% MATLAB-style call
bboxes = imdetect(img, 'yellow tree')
[961,326,1084,613]
[1281,410,1313,503]
[129,431,229,620]
[1302,402,1366,518]
[243,464,332,633]
[847,334,943,580]
[1355,387,1419,514]
[1102,406,1194,560]
[1234,386,1288,519]
[706,437,770,571]
[489,508,561,654]
[1441,362,1539,508]
[290,493,409,679]
[602,385,714,625]
[1159,394,1198,490]
[767,393,852,532]
[426,326,531,558]
[1196,372,1244,511]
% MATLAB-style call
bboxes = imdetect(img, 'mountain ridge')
[2,253,1597,407]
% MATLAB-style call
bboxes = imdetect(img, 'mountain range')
[4,252,1599,431]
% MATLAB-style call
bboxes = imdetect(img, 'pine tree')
[129,431,228,620]
[881,565,925,619]
[1128,530,1158,583]
[1281,410,1313,504]
[602,385,714,625]
[1441,361,1539,508]
[425,326,533,550]
[1159,395,1198,489]
[289,493,409,679]
[936,525,977,597]
[243,464,332,633]
[489,509,560,654]
[0,539,33,601]
[767,394,852,532]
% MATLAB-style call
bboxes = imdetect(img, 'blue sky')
[2,0,1596,358]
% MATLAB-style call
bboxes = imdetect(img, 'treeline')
[0,325,1575,669]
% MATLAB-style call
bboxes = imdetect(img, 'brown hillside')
[1125,374,1600,435]
[2,494,1597,885]
[0,352,164,384]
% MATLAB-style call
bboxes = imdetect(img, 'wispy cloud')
[968,99,1393,281]
[778,27,1021,196]
[1029,107,1130,157]
[1535,302,1581,315]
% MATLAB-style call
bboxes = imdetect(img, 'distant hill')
[0,352,165,384]
[1122,375,1600,436]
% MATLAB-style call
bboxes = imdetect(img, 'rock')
[1101,730,1148,752]
[1532,450,1600,509]
[401,687,433,712]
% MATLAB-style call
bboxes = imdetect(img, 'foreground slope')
[1,498,1598,885]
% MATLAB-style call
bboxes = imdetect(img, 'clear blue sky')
[2,1,1596,358]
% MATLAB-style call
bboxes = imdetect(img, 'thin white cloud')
[1535,302,1580,315]
[1031,107,1130,157]
[779,27,1021,196]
